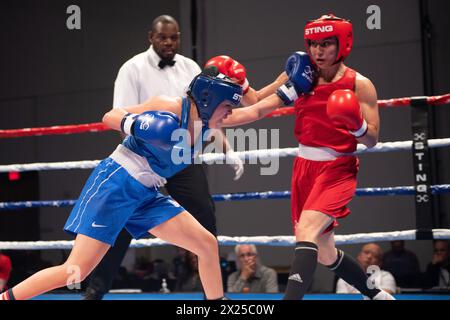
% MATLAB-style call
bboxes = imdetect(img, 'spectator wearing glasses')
[227,244,278,293]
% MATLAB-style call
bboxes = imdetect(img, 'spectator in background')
[227,244,278,293]
[422,240,450,289]
[171,247,189,281]
[111,266,133,290]
[142,259,175,292]
[174,246,234,292]
[133,256,153,280]
[0,251,12,292]
[174,250,203,293]
[382,240,421,288]
[336,243,396,295]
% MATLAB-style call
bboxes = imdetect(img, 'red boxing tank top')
[294,67,358,153]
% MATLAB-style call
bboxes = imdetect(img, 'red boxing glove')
[205,55,249,93]
[327,89,368,138]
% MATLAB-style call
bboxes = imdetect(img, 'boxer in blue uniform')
[0,69,242,301]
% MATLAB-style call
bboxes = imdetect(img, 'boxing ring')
[1,93,450,300]
[32,293,450,301]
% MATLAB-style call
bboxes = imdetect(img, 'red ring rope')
[1,93,449,138]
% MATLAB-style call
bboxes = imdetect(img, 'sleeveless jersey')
[294,67,358,153]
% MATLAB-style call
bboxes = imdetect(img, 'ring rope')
[1,185,450,211]
[0,160,102,173]
[268,93,450,118]
[1,138,450,173]
[1,94,448,138]
[0,123,109,138]
[1,229,449,250]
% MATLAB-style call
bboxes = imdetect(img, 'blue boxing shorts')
[64,158,185,245]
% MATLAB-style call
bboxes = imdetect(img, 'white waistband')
[109,144,167,188]
[297,143,343,161]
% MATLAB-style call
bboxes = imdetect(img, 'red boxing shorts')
[291,155,359,233]
[0,254,12,282]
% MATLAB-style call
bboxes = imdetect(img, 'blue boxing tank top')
[121,97,206,178]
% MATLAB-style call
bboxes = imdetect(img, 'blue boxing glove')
[121,111,180,150]
[276,51,316,105]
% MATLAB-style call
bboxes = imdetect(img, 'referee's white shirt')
[113,45,201,108]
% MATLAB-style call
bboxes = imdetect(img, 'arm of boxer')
[240,71,288,106]
[221,93,283,127]
[249,72,289,102]
[205,55,250,93]
[103,107,129,131]
[354,76,379,148]
[241,86,259,106]
[240,71,289,107]
[120,111,180,150]
[103,96,181,132]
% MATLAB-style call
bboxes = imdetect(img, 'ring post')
[410,97,434,240]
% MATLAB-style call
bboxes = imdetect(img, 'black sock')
[4,289,15,300]
[327,249,380,299]
[283,241,318,300]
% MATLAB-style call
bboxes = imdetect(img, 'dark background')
[1,0,449,292]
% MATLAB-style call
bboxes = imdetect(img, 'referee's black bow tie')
[158,59,176,69]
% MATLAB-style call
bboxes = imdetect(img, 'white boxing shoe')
[364,290,396,300]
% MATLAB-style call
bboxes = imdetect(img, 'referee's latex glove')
[225,150,244,181]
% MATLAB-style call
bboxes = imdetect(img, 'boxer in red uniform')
[216,14,394,300]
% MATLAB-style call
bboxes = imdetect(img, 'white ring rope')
[1,138,450,173]
[1,229,449,250]
[0,160,101,173]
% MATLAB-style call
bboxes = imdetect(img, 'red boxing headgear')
[304,14,353,64]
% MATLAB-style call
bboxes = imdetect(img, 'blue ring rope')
[0,184,449,211]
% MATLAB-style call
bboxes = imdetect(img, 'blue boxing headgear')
[187,69,243,125]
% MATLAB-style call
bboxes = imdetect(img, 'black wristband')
[120,113,131,133]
